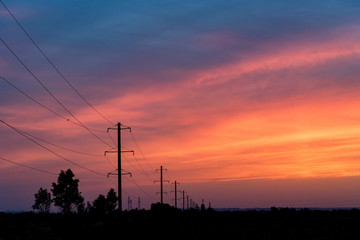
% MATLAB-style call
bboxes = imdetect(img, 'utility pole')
[171,181,181,208]
[138,197,141,210]
[155,166,169,204]
[128,196,132,211]
[117,123,124,212]
[106,122,133,212]
[182,191,186,211]
[187,195,189,209]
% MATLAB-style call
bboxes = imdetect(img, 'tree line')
[32,169,118,214]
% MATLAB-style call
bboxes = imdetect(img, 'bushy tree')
[92,194,107,214]
[106,188,117,213]
[32,187,51,213]
[77,195,85,214]
[91,188,118,215]
[51,169,84,214]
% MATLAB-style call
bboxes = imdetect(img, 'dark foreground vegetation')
[1,206,360,240]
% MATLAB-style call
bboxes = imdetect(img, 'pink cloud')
[73,25,360,185]
[190,27,360,86]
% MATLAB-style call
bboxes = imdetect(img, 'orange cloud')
[85,27,360,185]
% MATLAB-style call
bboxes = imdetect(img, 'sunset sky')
[1,0,360,211]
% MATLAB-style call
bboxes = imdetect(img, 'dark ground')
[1,207,360,240]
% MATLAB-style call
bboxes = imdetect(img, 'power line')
[0,155,57,175]
[107,130,117,147]
[0,0,114,126]
[106,131,134,152]
[124,175,155,200]
[128,131,159,191]
[0,77,117,168]
[120,177,142,200]
[18,127,103,157]
[108,126,157,186]
[0,75,109,134]
[0,75,69,122]
[104,154,117,170]
[122,152,155,185]
[0,37,113,148]
[107,176,118,188]
[20,126,118,170]
[133,154,156,183]
[0,119,107,177]
[130,131,156,172]
[0,156,107,180]
[107,177,135,200]
[0,1,160,204]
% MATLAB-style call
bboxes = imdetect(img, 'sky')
[1,0,360,211]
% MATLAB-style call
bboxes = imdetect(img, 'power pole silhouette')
[106,122,133,212]
[171,181,181,208]
[128,196,132,211]
[187,195,189,209]
[138,197,141,210]
[182,191,186,211]
[154,166,169,204]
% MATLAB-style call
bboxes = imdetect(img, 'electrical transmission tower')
[154,166,169,204]
[171,181,181,208]
[105,122,133,212]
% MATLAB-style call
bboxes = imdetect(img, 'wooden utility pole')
[118,123,121,211]
[182,191,186,211]
[155,166,169,204]
[106,122,132,212]
[160,166,165,204]
[187,195,189,209]
[171,181,180,208]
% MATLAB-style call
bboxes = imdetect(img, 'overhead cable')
[0,75,107,134]
[0,155,57,175]
[0,37,113,148]
[0,0,115,126]
[0,119,107,177]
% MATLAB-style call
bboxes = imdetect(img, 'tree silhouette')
[92,194,107,214]
[91,188,118,215]
[51,169,84,214]
[201,202,206,212]
[106,188,117,213]
[32,187,51,213]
